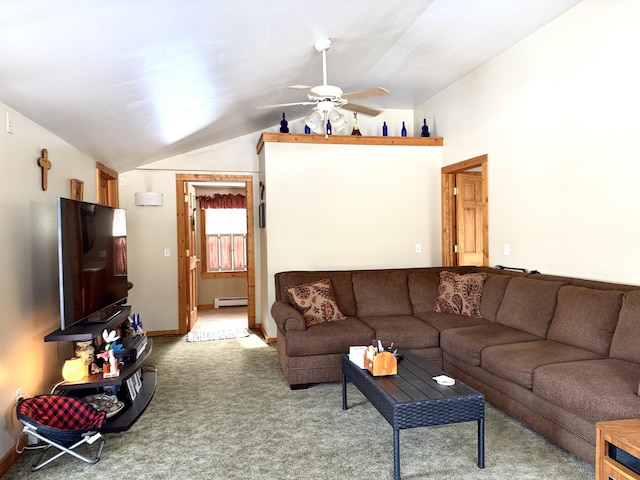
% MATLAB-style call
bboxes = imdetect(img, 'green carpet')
[5,333,595,479]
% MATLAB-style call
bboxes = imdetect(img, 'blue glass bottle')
[382,122,388,136]
[326,119,332,135]
[280,113,289,133]
[304,125,311,134]
[421,118,430,137]
[401,121,407,137]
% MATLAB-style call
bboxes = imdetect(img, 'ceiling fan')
[257,38,389,133]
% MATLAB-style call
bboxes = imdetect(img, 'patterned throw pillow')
[286,279,347,327]
[434,271,487,318]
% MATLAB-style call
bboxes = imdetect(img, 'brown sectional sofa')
[271,266,640,464]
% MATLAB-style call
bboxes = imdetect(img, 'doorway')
[175,173,256,335]
[441,154,489,267]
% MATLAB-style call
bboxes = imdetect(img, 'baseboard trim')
[1,435,27,476]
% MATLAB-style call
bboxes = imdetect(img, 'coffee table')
[341,351,484,480]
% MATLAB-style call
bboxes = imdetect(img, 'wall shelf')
[256,132,443,154]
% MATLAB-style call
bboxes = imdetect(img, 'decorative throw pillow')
[287,279,347,327]
[434,271,487,318]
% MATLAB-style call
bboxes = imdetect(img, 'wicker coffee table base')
[342,353,484,480]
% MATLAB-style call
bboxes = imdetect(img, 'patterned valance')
[198,194,245,209]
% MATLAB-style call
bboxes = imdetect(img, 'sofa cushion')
[610,290,640,363]
[481,340,603,389]
[359,315,440,349]
[479,274,512,322]
[533,359,640,423]
[352,271,412,317]
[276,271,357,317]
[408,272,440,314]
[414,311,490,331]
[434,271,487,318]
[495,277,564,337]
[285,318,375,357]
[440,323,541,366]
[287,279,347,327]
[546,286,624,356]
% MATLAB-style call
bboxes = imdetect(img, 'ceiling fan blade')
[289,85,312,91]
[342,103,382,117]
[256,101,314,110]
[342,87,389,101]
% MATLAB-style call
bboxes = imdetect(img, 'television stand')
[44,306,131,342]
[86,307,123,324]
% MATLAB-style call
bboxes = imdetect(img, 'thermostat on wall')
[135,192,163,206]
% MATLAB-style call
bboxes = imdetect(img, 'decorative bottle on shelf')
[351,113,362,136]
[280,113,289,133]
[326,119,332,135]
[421,118,430,137]
[304,124,311,134]
[401,121,407,137]
[382,121,388,136]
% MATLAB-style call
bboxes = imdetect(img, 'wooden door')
[456,172,483,266]
[186,185,198,332]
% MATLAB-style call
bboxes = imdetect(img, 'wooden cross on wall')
[38,148,52,191]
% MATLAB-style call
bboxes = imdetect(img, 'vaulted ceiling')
[0,0,582,172]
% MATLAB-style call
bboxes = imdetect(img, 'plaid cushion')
[18,395,106,431]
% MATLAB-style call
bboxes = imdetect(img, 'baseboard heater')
[214,297,248,308]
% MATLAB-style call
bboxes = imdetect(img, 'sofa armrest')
[271,301,307,332]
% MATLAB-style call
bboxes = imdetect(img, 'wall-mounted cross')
[38,148,52,191]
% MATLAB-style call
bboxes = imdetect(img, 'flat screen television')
[57,197,129,330]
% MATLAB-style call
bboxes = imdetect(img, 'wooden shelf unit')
[596,419,640,480]
[45,307,156,433]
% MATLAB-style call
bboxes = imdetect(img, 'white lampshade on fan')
[328,110,347,131]
[304,111,323,133]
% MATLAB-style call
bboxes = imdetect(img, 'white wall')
[259,139,443,337]
[416,0,640,284]
[0,102,98,461]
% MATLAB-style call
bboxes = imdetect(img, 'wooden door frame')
[96,162,119,207]
[441,154,489,266]
[176,173,256,334]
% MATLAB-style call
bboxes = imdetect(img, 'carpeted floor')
[5,332,595,479]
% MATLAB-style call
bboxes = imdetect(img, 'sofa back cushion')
[495,277,564,337]
[610,290,640,363]
[480,274,513,322]
[352,271,412,317]
[547,286,624,356]
[275,271,357,317]
[408,272,440,314]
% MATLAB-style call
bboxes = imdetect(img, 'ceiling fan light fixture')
[304,111,323,133]
[328,110,346,130]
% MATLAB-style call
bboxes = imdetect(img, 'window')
[203,208,247,273]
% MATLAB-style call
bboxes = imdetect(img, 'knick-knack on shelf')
[401,121,407,137]
[421,118,430,137]
[351,113,362,136]
[326,119,332,135]
[280,113,289,133]
[304,125,311,134]
[382,121,388,136]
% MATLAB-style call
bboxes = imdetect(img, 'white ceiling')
[0,0,582,172]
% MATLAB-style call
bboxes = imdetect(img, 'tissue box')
[364,351,397,376]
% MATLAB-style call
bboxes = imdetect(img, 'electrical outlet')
[15,386,26,401]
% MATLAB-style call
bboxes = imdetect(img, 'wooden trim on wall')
[441,154,489,267]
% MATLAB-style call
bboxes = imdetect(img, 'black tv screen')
[58,197,128,330]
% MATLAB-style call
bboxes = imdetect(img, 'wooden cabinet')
[596,419,640,480]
